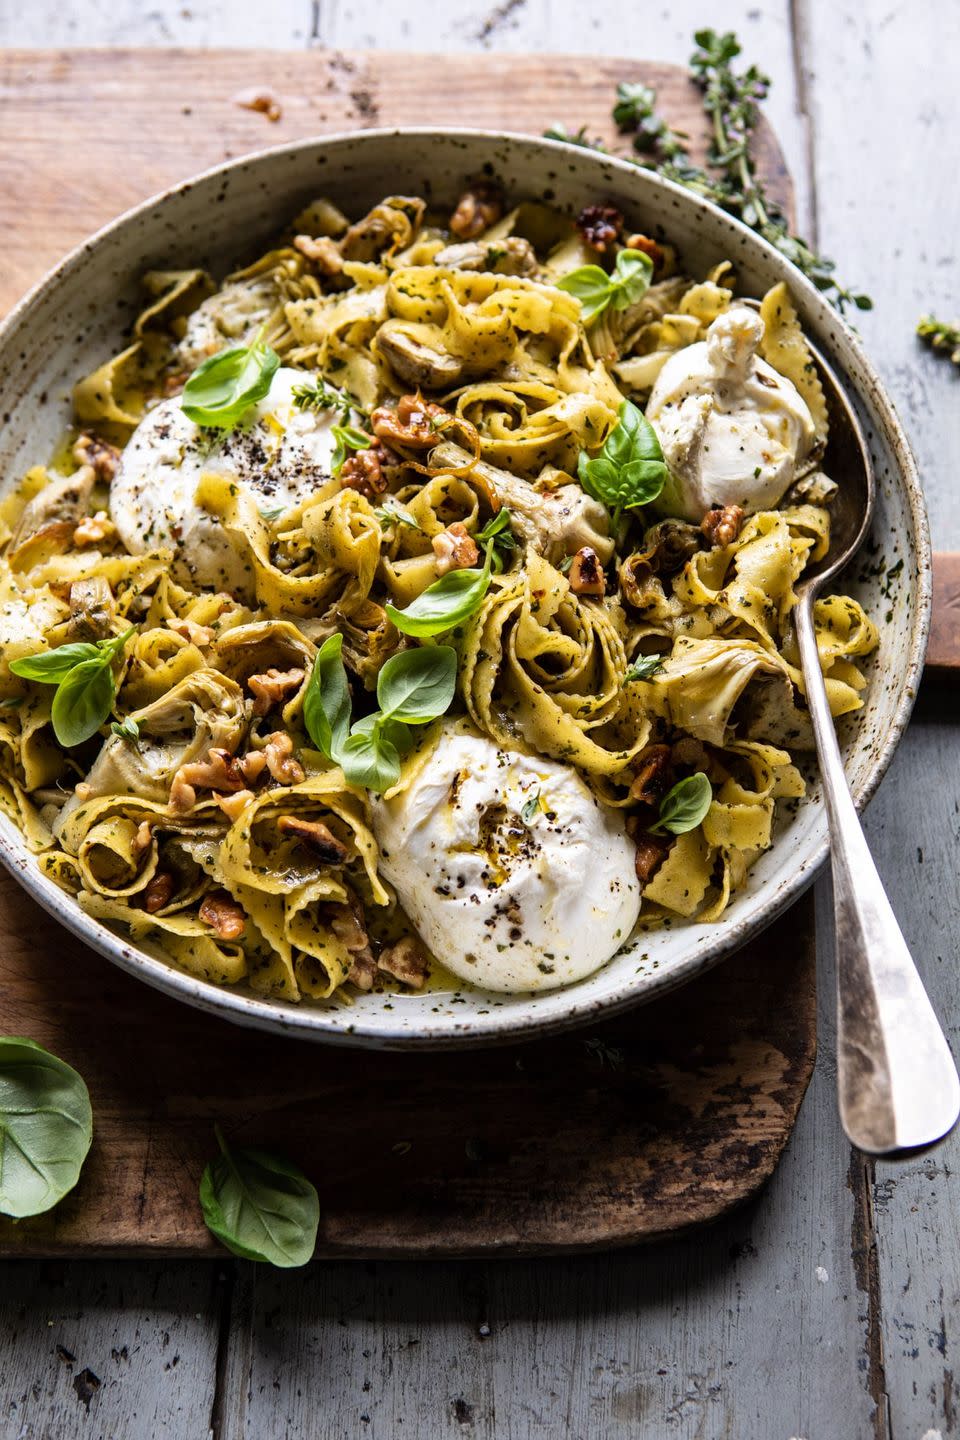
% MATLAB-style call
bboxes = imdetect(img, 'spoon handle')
[795,595,959,1153]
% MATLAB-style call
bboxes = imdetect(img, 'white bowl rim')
[0,126,932,1049]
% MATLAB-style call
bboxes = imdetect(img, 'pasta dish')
[0,184,878,999]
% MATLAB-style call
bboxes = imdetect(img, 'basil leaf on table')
[376,646,457,724]
[181,330,280,429]
[199,1125,319,1268]
[650,772,713,836]
[10,625,136,747]
[577,400,670,526]
[0,1037,93,1219]
[556,247,653,323]
[386,546,493,638]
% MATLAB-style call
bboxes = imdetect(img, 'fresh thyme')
[545,28,872,316]
[917,315,960,369]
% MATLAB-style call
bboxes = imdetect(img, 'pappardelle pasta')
[0,182,877,998]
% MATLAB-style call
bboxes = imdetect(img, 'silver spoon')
[774,315,959,1153]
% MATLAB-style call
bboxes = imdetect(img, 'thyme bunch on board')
[546,28,872,316]
[917,315,960,369]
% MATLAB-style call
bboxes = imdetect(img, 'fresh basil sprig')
[11,627,136,747]
[303,634,457,792]
[0,1037,93,1219]
[386,543,496,639]
[199,1124,319,1268]
[623,654,664,684]
[650,772,713,836]
[331,422,374,476]
[556,247,653,323]
[578,400,669,526]
[476,507,517,573]
[181,328,280,429]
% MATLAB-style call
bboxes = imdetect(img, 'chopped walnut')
[625,233,666,270]
[628,744,674,806]
[132,820,153,860]
[576,204,624,253]
[163,370,189,397]
[263,731,305,786]
[568,546,606,596]
[293,233,344,275]
[449,182,503,240]
[217,789,256,821]
[701,505,745,548]
[142,871,175,913]
[432,522,479,575]
[630,829,672,886]
[371,394,447,450]
[377,935,429,989]
[73,510,116,546]
[232,87,282,122]
[236,749,268,784]
[248,666,305,717]
[166,617,215,647]
[277,814,349,865]
[170,748,246,812]
[340,446,388,498]
[72,433,121,482]
[199,890,247,940]
[330,898,376,990]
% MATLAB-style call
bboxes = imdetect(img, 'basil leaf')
[181,333,280,429]
[51,657,117,747]
[10,643,101,684]
[340,720,403,793]
[331,422,373,476]
[199,1125,319,1268]
[386,547,493,638]
[303,634,352,762]
[623,654,664,684]
[650,772,713,835]
[111,716,140,741]
[556,248,653,323]
[0,1037,92,1219]
[376,645,457,724]
[577,400,669,521]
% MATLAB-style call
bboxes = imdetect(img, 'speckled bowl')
[0,129,929,1048]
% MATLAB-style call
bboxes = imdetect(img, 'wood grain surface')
[0,47,819,1261]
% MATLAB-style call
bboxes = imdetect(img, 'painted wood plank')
[0,1260,224,1439]
[216,941,878,1440]
[799,2,960,1434]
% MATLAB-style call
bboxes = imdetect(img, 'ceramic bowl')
[0,129,929,1048]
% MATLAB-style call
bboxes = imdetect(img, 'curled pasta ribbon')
[193,472,382,616]
[78,890,249,987]
[453,380,615,475]
[216,772,388,1001]
[759,282,829,438]
[461,551,649,776]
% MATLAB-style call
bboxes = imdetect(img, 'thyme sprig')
[545,28,872,316]
[917,315,960,369]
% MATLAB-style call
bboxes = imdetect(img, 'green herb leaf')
[51,658,117,748]
[376,646,457,724]
[521,791,542,824]
[386,547,493,638]
[373,503,421,531]
[577,401,669,523]
[303,633,352,762]
[650,772,713,835]
[0,1037,92,1218]
[111,716,140,742]
[623,654,664,684]
[917,314,960,368]
[0,696,23,710]
[10,642,101,684]
[331,422,373,476]
[199,1125,319,1268]
[291,378,345,413]
[259,506,287,523]
[556,247,653,323]
[339,719,404,793]
[181,331,280,429]
[476,507,518,573]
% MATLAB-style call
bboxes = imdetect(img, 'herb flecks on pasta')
[0,182,877,999]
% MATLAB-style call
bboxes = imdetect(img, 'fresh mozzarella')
[109,368,340,591]
[372,722,641,993]
[646,306,816,522]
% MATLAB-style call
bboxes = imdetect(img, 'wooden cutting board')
[0,47,885,1257]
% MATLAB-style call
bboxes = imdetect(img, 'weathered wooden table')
[1,3,958,1437]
